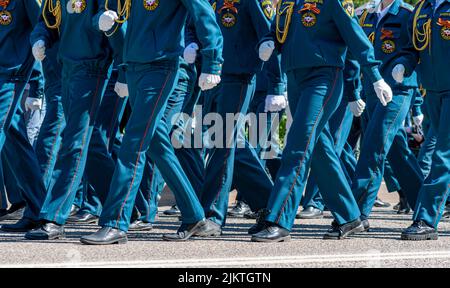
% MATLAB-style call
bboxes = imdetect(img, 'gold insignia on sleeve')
[212,2,217,12]
[71,0,86,14]
[381,39,396,54]
[262,0,275,19]
[143,0,159,11]
[342,0,354,17]
[0,10,12,25]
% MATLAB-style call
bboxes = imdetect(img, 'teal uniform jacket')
[0,0,40,77]
[123,0,223,75]
[212,0,285,94]
[359,0,418,93]
[395,0,450,91]
[266,0,382,84]
[343,55,362,102]
[30,0,126,81]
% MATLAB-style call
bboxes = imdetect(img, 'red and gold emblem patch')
[381,39,396,54]
[144,0,159,11]
[71,0,86,14]
[222,12,236,27]
[301,12,317,27]
[0,10,12,25]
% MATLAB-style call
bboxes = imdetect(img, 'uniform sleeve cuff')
[365,66,383,84]
[201,61,222,75]
[268,83,286,96]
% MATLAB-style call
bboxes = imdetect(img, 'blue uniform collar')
[387,0,402,16]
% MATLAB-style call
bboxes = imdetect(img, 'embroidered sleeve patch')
[342,0,355,18]
[262,0,275,19]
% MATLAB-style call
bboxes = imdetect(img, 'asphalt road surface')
[0,186,449,268]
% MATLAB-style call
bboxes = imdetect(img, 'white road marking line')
[2,251,450,268]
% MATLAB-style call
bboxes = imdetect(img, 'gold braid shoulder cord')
[104,0,131,36]
[358,9,375,43]
[276,1,295,44]
[42,0,61,29]
[412,0,431,52]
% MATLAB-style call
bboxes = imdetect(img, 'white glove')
[25,97,43,111]
[373,79,393,107]
[32,40,46,61]
[348,99,366,117]
[259,41,275,62]
[265,94,287,112]
[99,10,118,32]
[413,114,424,127]
[199,73,221,91]
[114,82,129,98]
[392,64,405,84]
[183,43,199,64]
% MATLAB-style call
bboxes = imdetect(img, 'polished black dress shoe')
[248,209,270,235]
[374,198,391,208]
[195,219,222,237]
[163,220,210,241]
[25,223,65,240]
[69,205,80,217]
[80,227,128,245]
[243,210,258,219]
[397,196,411,214]
[401,221,438,241]
[362,219,370,232]
[323,219,364,240]
[129,220,153,231]
[296,206,324,219]
[163,205,181,216]
[251,224,291,243]
[228,201,251,218]
[0,203,26,221]
[67,212,98,224]
[0,218,41,232]
[0,209,7,219]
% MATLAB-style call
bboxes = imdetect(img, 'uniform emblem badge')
[381,39,396,54]
[342,0,354,17]
[222,12,237,28]
[71,0,86,14]
[301,12,317,27]
[441,26,450,40]
[0,10,12,25]
[144,0,159,11]
[262,0,274,19]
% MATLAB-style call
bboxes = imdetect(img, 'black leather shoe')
[0,209,7,219]
[163,205,181,216]
[69,205,80,217]
[296,206,324,219]
[80,227,128,245]
[248,209,270,235]
[374,198,391,208]
[67,212,98,224]
[195,219,222,237]
[243,211,258,219]
[323,219,364,240]
[0,218,41,232]
[129,220,153,231]
[397,196,411,214]
[228,201,251,218]
[162,220,210,241]
[362,219,370,232]
[251,224,291,243]
[393,202,400,211]
[0,203,25,221]
[25,223,65,240]
[401,221,438,241]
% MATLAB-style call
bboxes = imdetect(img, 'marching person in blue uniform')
[24,0,127,240]
[299,57,362,220]
[80,0,224,245]
[0,0,48,233]
[350,0,424,226]
[391,0,450,241]
[252,0,393,242]
[196,0,285,236]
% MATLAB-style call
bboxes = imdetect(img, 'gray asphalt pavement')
[0,186,449,268]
